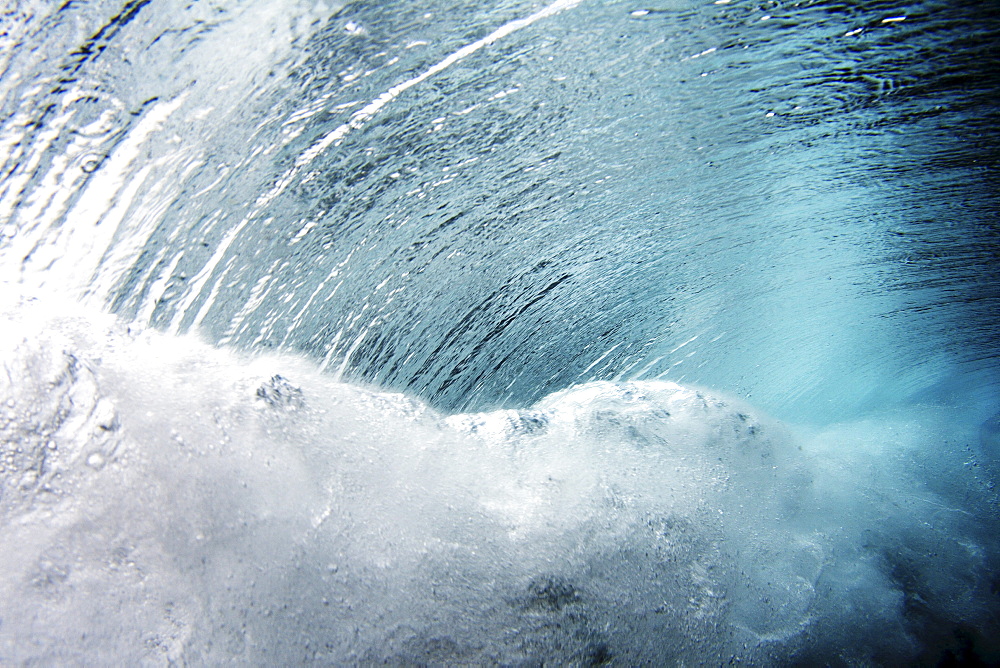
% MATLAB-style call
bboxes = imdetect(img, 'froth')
[1,296,996,664]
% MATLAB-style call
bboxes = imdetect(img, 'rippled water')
[1,0,998,663]
[3,0,997,417]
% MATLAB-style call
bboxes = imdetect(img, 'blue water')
[1,0,998,663]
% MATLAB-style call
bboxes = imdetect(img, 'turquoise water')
[1,0,998,663]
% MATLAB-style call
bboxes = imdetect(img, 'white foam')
[0,295,996,664]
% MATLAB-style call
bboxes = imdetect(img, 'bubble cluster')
[1,301,996,664]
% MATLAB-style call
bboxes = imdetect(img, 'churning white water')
[2,293,996,664]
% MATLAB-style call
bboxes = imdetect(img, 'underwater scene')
[1,0,998,663]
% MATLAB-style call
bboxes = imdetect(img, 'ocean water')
[1,0,998,664]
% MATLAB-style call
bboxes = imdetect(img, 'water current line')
[168,0,582,334]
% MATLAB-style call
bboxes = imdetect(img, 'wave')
[1,0,999,662]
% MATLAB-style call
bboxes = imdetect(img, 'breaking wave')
[1,0,998,663]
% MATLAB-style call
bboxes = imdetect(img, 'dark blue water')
[1,0,998,663]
